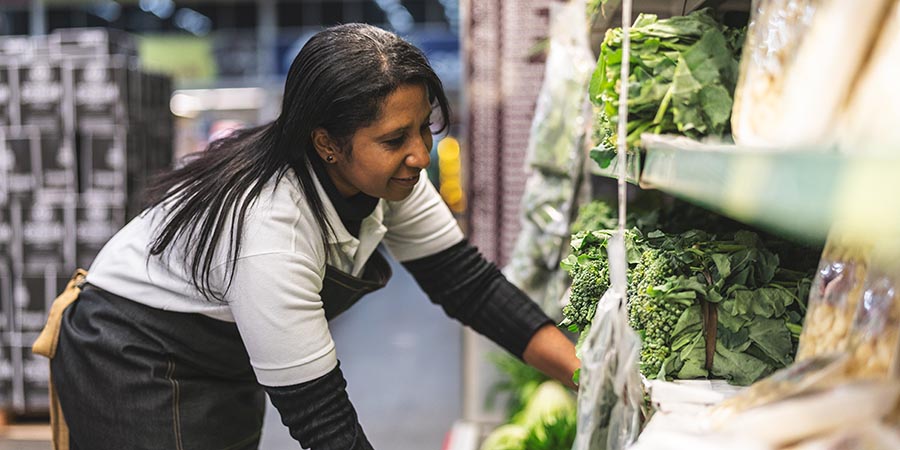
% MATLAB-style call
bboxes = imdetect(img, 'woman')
[41,23,579,449]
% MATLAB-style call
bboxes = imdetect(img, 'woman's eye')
[385,136,406,147]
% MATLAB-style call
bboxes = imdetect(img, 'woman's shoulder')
[239,167,325,260]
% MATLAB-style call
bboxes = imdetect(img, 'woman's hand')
[522,323,581,390]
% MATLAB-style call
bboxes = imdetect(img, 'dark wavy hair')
[144,23,451,301]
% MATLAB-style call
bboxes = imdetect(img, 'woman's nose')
[407,139,431,169]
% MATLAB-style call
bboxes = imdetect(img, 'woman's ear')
[311,128,339,163]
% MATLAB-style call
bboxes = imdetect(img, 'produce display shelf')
[590,150,642,185]
[636,135,900,244]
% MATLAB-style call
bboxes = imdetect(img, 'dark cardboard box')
[0,35,33,64]
[76,195,125,270]
[19,193,76,273]
[68,56,132,128]
[17,61,64,131]
[13,269,69,332]
[0,343,13,412]
[0,207,12,271]
[0,260,13,333]
[38,130,78,192]
[49,28,137,59]
[1,125,41,196]
[9,334,49,413]
[78,123,127,197]
[0,67,13,127]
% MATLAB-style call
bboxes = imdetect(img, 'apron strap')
[33,269,87,358]
[32,268,87,450]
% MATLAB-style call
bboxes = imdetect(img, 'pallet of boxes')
[0,28,174,425]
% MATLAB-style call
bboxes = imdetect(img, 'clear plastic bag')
[796,235,871,360]
[504,0,594,318]
[705,352,851,427]
[571,288,643,450]
[838,1,900,153]
[784,423,900,450]
[525,0,595,177]
[844,247,900,379]
[715,379,900,447]
[572,233,643,450]
[731,0,892,146]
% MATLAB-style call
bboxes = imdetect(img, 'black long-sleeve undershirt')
[265,241,553,449]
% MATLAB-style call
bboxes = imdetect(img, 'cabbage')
[513,381,576,428]
[480,424,528,450]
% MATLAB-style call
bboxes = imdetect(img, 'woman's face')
[324,83,434,202]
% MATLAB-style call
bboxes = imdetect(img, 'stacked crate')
[0,28,173,414]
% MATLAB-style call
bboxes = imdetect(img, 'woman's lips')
[391,174,419,187]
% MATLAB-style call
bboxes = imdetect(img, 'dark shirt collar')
[310,159,379,237]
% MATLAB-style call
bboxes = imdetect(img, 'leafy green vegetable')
[561,224,813,385]
[486,353,550,421]
[513,381,576,428]
[480,424,528,450]
[560,231,613,332]
[570,200,617,234]
[481,381,577,450]
[522,410,577,450]
[589,8,744,157]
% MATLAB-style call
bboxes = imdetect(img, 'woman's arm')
[265,362,374,450]
[523,324,580,389]
[402,240,580,387]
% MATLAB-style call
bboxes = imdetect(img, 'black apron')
[34,252,393,450]
[321,250,393,320]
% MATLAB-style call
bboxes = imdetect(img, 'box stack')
[0,28,173,414]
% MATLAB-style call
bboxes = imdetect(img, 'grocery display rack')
[462,0,900,447]
[578,0,900,447]
[592,134,900,246]
[590,151,642,185]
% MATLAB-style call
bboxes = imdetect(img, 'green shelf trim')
[590,150,642,185]
[638,135,900,244]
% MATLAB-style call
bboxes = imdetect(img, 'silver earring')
[326,155,334,162]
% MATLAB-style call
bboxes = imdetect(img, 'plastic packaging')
[705,352,849,423]
[715,380,900,447]
[503,0,594,318]
[731,0,892,147]
[526,0,594,176]
[844,246,900,379]
[796,235,871,360]
[504,172,578,319]
[571,285,643,450]
[784,423,900,450]
[839,1,900,153]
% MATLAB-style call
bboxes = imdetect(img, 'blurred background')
[7,1,890,450]
[0,1,566,449]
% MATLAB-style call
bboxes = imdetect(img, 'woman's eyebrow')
[376,111,433,139]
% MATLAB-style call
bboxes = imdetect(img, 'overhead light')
[87,1,122,22]
[139,0,175,19]
[174,8,213,36]
[170,88,265,118]
[373,0,415,33]
[170,93,203,118]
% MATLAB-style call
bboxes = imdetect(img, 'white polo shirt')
[85,168,464,386]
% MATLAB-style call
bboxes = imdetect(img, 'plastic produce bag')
[839,1,900,153]
[705,352,851,426]
[784,423,900,450]
[572,234,642,450]
[504,0,594,318]
[526,0,594,176]
[504,173,578,320]
[715,379,900,447]
[731,0,892,147]
[796,234,871,360]
[845,245,900,379]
